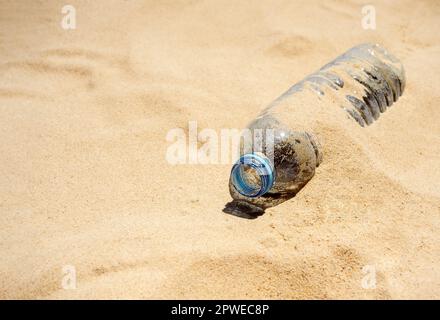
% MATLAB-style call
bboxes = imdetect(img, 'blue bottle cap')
[231,153,275,198]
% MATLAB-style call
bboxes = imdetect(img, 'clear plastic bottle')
[227,43,405,215]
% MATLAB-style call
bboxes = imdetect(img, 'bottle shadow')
[222,193,296,219]
[222,200,265,219]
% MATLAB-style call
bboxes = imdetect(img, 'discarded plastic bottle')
[227,43,405,215]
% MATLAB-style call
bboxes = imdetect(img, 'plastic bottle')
[227,43,405,215]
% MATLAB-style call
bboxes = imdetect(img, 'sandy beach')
[1,0,439,299]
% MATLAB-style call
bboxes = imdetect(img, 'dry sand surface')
[1,0,440,299]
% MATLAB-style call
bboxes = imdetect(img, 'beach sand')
[1,0,439,299]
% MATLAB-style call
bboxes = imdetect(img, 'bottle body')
[228,43,405,211]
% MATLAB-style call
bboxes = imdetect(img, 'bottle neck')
[230,153,275,198]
